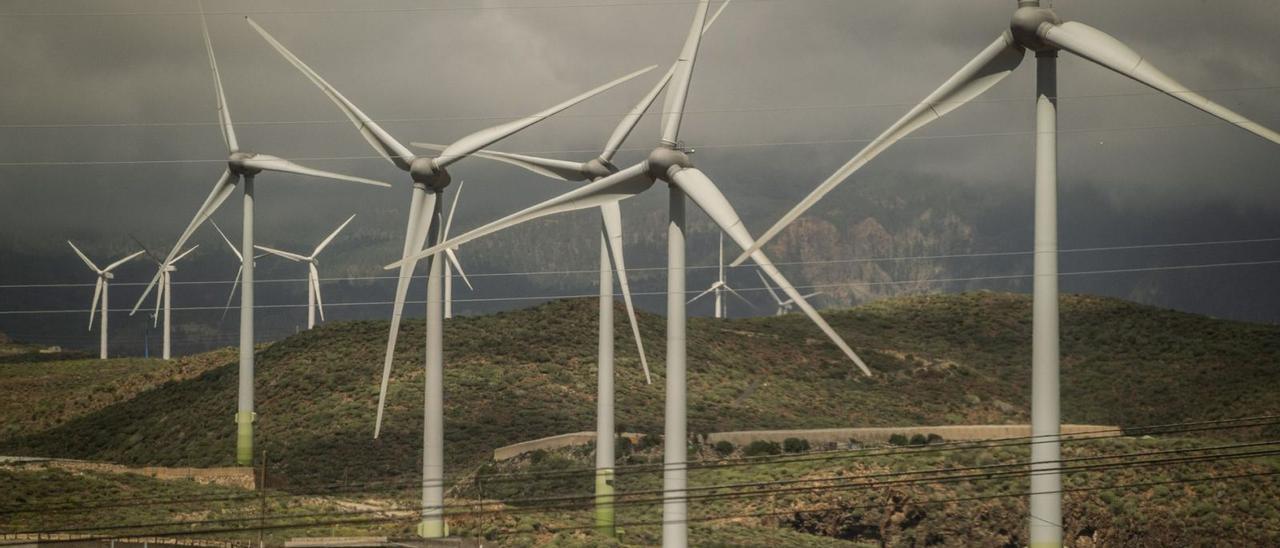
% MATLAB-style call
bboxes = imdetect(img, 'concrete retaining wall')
[5,458,255,490]
[493,424,1118,461]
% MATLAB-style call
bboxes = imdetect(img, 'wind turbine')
[687,232,752,318]
[394,3,871,545]
[754,270,820,317]
[255,214,356,330]
[67,242,144,360]
[209,220,267,323]
[130,8,391,467]
[407,5,733,532]
[733,2,1280,545]
[134,239,199,361]
[246,16,656,539]
[440,181,473,320]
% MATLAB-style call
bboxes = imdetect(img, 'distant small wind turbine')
[133,237,198,361]
[440,181,473,320]
[688,232,752,318]
[67,242,145,360]
[255,214,356,330]
[248,16,655,538]
[210,220,266,323]
[734,2,1280,545]
[755,270,820,316]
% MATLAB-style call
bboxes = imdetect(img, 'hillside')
[2,292,1277,493]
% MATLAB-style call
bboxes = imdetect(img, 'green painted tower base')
[416,519,446,539]
[595,468,616,536]
[236,411,255,466]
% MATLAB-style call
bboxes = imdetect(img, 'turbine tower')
[131,8,391,467]
[397,3,872,545]
[735,2,1280,546]
[255,214,357,329]
[688,232,751,319]
[247,17,655,538]
[440,181,473,320]
[67,242,144,360]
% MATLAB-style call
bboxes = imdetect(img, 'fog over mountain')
[2,0,1278,352]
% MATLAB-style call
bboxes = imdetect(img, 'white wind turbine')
[131,9,391,467]
[687,232,752,319]
[67,242,145,360]
[254,214,357,330]
[246,16,656,538]
[734,2,1280,545]
[408,5,732,531]
[209,220,267,323]
[755,270,820,317]
[134,239,199,361]
[393,2,871,544]
[440,181,473,320]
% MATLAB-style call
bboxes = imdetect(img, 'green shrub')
[713,441,735,457]
[743,440,782,457]
[782,437,810,454]
[909,434,928,446]
[927,433,944,445]
[889,434,909,446]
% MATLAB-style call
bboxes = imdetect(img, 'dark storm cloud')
[1,0,1278,248]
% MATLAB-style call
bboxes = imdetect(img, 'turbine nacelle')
[101,272,115,280]
[409,157,451,190]
[227,151,264,176]
[1010,4,1061,52]
[581,157,619,180]
[646,147,692,182]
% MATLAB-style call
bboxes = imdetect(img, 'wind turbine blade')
[254,245,307,262]
[386,163,653,269]
[732,32,1025,266]
[313,214,356,257]
[310,263,325,322]
[444,249,473,291]
[801,291,823,300]
[660,0,711,145]
[152,276,164,327]
[686,284,718,305]
[239,155,390,187]
[600,200,650,383]
[756,270,782,304]
[89,278,103,331]
[413,142,587,182]
[67,241,101,272]
[220,265,242,323]
[432,65,658,170]
[211,220,243,261]
[104,250,146,273]
[443,181,463,239]
[673,168,871,376]
[200,3,238,153]
[132,269,164,316]
[246,17,416,170]
[722,283,756,308]
[375,188,437,438]
[171,245,200,265]
[1042,21,1280,145]
[134,169,238,314]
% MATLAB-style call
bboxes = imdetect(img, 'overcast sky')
[1,0,1278,258]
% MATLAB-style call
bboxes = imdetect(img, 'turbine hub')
[646,147,692,182]
[409,157,451,190]
[102,272,115,280]
[164,265,177,272]
[228,151,263,176]
[582,158,618,180]
[1010,4,1061,52]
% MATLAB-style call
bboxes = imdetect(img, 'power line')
[5,116,1280,168]
[3,85,1277,130]
[0,0,780,18]
[1,257,1276,316]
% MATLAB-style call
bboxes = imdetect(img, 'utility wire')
[5,116,1280,167]
[5,235,1277,290]
[2,257,1277,315]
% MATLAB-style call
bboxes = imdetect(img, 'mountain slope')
[2,292,1277,491]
